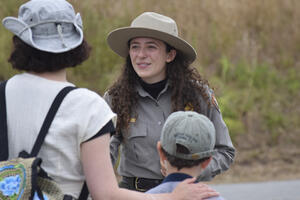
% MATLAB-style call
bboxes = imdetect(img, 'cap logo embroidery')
[174,132,197,143]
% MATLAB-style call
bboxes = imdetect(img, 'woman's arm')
[81,134,219,200]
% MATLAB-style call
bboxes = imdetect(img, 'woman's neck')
[29,69,67,82]
[139,78,168,99]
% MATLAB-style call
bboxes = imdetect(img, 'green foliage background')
[1,0,299,152]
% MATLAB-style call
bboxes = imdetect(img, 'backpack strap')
[0,81,8,161]
[78,182,89,200]
[0,82,76,159]
[30,86,76,156]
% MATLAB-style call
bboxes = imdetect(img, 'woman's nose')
[137,47,147,57]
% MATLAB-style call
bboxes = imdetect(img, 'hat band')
[17,19,81,49]
[17,19,76,36]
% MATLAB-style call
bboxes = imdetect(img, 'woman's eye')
[130,45,139,49]
[148,45,157,49]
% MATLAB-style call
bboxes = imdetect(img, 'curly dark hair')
[108,48,211,135]
[161,145,210,171]
[8,36,91,73]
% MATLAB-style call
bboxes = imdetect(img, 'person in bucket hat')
[104,12,235,191]
[146,111,225,200]
[3,0,83,53]
[2,1,219,200]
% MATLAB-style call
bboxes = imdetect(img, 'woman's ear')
[166,49,177,63]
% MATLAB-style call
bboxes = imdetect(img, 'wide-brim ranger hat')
[107,12,197,63]
[161,111,216,160]
[2,0,83,53]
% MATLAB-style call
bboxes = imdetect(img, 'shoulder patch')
[184,103,194,111]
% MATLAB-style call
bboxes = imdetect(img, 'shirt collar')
[136,79,170,98]
[162,173,193,184]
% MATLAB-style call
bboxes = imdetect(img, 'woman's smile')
[136,62,151,69]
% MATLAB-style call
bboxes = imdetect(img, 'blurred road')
[211,179,300,200]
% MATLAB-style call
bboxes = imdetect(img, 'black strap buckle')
[134,177,162,192]
[135,177,147,192]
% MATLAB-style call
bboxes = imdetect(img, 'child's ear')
[200,157,212,169]
[157,142,167,176]
[157,142,166,162]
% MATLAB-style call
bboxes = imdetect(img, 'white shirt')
[6,73,116,198]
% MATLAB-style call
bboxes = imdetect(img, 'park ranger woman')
[105,12,235,192]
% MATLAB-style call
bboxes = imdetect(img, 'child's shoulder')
[146,181,180,194]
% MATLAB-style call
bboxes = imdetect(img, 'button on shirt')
[104,81,235,180]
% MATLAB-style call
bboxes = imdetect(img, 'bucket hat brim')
[107,27,197,63]
[2,15,83,53]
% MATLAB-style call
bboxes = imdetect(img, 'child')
[146,111,225,200]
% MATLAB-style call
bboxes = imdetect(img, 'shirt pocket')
[123,120,149,162]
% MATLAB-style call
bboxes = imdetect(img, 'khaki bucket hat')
[107,12,197,62]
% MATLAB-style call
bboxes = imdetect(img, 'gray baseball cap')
[161,111,216,160]
[2,0,83,53]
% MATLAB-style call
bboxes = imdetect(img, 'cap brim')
[2,17,83,53]
[107,27,196,63]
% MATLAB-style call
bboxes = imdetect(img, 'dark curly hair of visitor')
[8,36,91,73]
[161,144,210,171]
[107,44,211,136]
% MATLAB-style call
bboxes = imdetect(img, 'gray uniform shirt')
[104,81,235,181]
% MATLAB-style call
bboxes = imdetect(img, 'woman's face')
[129,37,176,84]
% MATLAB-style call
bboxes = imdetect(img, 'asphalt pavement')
[211,179,300,200]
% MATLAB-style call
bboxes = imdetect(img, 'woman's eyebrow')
[145,41,159,45]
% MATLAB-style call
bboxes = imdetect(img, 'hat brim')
[2,17,83,53]
[107,27,197,63]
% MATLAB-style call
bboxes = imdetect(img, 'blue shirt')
[146,173,225,200]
